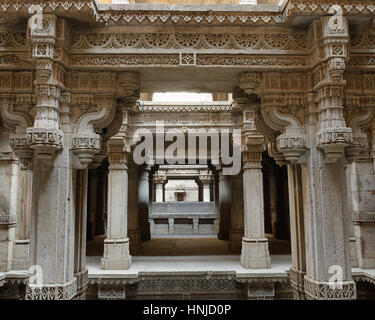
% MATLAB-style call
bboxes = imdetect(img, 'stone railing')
[151,201,216,217]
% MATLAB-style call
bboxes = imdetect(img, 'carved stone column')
[299,16,356,300]
[87,169,98,241]
[235,87,270,269]
[287,163,307,300]
[12,156,33,270]
[153,174,166,203]
[199,170,213,202]
[241,149,271,269]
[268,165,278,239]
[101,137,131,270]
[128,161,141,254]
[74,169,88,300]
[229,173,244,253]
[217,169,231,240]
[96,164,108,236]
[0,153,18,272]
[349,116,375,269]
[139,167,151,241]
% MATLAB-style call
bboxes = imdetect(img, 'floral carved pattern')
[71,32,307,51]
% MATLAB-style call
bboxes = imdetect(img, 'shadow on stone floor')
[86,235,291,256]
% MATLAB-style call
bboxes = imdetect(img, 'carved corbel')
[72,94,116,168]
[239,72,261,95]
[261,96,306,163]
[0,95,34,167]
[117,72,140,97]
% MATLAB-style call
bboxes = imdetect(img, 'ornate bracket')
[261,96,307,164]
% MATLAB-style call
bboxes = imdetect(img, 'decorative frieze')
[303,276,356,300]
[71,32,307,52]
[0,31,26,48]
[25,278,77,300]
[70,54,307,68]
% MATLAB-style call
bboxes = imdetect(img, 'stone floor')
[86,254,292,277]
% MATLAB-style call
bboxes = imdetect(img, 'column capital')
[108,137,128,170]
[153,174,166,185]
[242,150,263,170]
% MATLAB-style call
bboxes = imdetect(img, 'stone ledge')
[96,3,284,13]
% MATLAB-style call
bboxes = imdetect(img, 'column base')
[304,276,357,300]
[101,238,132,270]
[25,278,77,300]
[12,240,30,270]
[240,238,271,269]
[128,230,142,255]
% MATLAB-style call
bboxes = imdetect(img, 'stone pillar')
[0,154,17,272]
[351,159,375,269]
[27,142,77,300]
[153,174,166,203]
[287,164,306,300]
[217,169,231,240]
[229,173,244,253]
[202,183,211,202]
[199,172,212,202]
[168,218,175,234]
[74,169,88,300]
[301,134,356,299]
[128,161,141,254]
[96,166,108,236]
[12,157,33,270]
[299,16,356,300]
[241,150,271,269]
[139,167,151,241]
[101,137,131,270]
[268,165,278,239]
[345,162,358,268]
[193,218,199,231]
[86,169,98,241]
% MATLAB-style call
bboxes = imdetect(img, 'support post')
[101,137,131,270]
[128,161,141,254]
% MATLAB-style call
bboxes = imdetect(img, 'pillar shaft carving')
[102,136,131,270]
[234,89,270,269]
